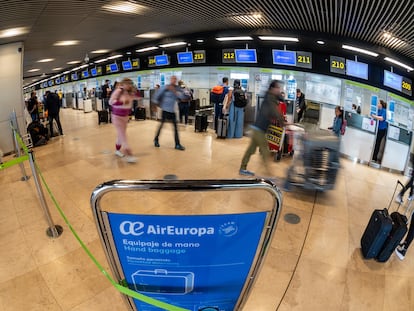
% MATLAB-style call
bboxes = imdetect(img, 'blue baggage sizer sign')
[107,212,267,311]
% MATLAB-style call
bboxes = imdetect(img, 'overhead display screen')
[272,50,296,66]
[296,51,312,69]
[48,80,53,87]
[71,72,78,80]
[193,50,206,63]
[384,70,403,92]
[109,63,119,72]
[97,66,102,75]
[122,60,132,70]
[330,56,346,74]
[346,60,368,80]
[55,77,60,84]
[91,68,97,76]
[235,49,257,63]
[177,51,193,64]
[155,54,169,66]
[81,70,89,78]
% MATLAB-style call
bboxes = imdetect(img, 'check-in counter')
[381,124,412,172]
[340,112,376,163]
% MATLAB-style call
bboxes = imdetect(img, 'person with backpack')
[224,79,247,138]
[210,77,230,132]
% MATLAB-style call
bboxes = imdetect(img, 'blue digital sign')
[71,73,78,80]
[48,80,53,87]
[384,70,402,92]
[55,77,60,84]
[82,70,89,78]
[272,50,297,66]
[122,60,132,70]
[107,212,267,311]
[177,52,193,64]
[155,55,169,66]
[91,68,97,76]
[346,60,368,80]
[235,49,257,63]
[110,63,119,72]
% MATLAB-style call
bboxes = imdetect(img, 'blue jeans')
[227,104,244,138]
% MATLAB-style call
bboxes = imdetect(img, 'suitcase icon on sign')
[132,269,195,295]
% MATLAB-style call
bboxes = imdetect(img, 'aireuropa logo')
[219,222,238,237]
[119,221,214,237]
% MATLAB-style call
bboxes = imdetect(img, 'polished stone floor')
[0,108,413,311]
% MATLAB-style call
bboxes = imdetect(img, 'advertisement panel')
[107,212,267,311]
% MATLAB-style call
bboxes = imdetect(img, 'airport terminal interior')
[1,109,414,311]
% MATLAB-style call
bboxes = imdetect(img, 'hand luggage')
[98,110,109,124]
[361,208,393,259]
[216,116,228,138]
[135,107,146,120]
[361,180,408,261]
[195,114,208,132]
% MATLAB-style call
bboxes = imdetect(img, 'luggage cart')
[285,129,340,191]
[91,179,282,311]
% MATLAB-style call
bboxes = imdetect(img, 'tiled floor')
[0,108,413,310]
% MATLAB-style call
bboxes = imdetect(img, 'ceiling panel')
[0,0,410,83]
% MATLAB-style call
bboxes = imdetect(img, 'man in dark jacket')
[239,80,285,176]
[295,88,306,122]
[44,91,63,136]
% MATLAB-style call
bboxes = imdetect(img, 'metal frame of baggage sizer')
[91,179,282,311]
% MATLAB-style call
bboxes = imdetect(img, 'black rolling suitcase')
[217,116,228,138]
[195,114,208,132]
[98,110,109,124]
[135,107,146,120]
[361,180,408,261]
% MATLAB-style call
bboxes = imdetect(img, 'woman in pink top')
[109,78,140,163]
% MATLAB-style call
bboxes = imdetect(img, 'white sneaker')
[126,156,137,163]
[114,150,124,157]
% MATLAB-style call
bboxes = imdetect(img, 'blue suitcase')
[361,208,393,259]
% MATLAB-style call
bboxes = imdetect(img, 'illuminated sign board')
[296,51,312,69]
[193,50,206,64]
[272,50,296,66]
[177,51,193,64]
[235,49,257,63]
[71,72,78,80]
[330,56,346,74]
[222,49,236,63]
[402,77,412,96]
[91,68,97,76]
[81,70,89,78]
[132,59,140,69]
[109,63,119,72]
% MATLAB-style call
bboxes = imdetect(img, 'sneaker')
[395,194,403,204]
[125,156,137,163]
[114,150,124,157]
[395,245,407,260]
[175,144,185,151]
[239,169,255,176]
[154,139,160,147]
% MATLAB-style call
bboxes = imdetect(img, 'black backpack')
[233,88,248,108]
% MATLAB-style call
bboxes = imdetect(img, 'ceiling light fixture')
[52,67,63,71]
[27,68,40,72]
[159,42,187,48]
[258,36,299,42]
[342,44,378,57]
[91,49,110,54]
[53,40,80,46]
[384,57,414,71]
[136,32,163,39]
[67,60,81,65]
[0,27,28,38]
[197,39,204,43]
[216,36,253,41]
[37,58,55,63]
[136,46,159,52]
[316,40,325,45]
[102,1,147,14]
[107,54,123,59]
[94,58,108,63]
